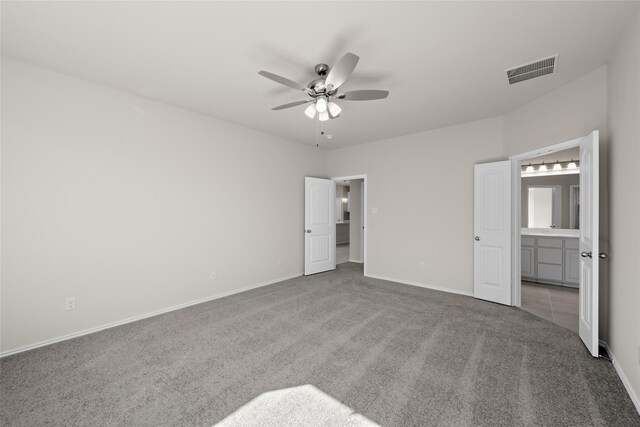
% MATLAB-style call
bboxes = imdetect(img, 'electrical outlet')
[210,272,216,280]
[420,262,426,270]
[65,297,76,311]
[371,207,379,214]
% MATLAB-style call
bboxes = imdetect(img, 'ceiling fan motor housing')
[307,78,327,95]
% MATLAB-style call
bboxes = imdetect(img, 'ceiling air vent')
[506,55,558,85]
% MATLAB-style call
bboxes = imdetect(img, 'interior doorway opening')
[510,130,600,356]
[331,175,366,274]
[518,146,581,334]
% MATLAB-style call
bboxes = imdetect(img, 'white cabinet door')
[474,160,511,305]
[521,247,535,278]
[578,131,599,356]
[537,263,563,282]
[565,250,580,284]
[304,177,336,275]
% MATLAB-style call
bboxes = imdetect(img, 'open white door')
[474,160,512,305]
[304,177,336,275]
[578,131,599,356]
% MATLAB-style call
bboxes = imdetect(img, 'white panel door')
[474,161,512,305]
[304,177,336,275]
[578,131,599,356]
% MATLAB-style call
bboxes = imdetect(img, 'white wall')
[327,117,504,295]
[607,9,640,408]
[0,58,325,353]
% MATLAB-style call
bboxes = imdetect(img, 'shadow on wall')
[215,384,379,426]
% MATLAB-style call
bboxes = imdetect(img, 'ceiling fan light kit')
[304,103,316,119]
[328,102,341,117]
[315,97,328,113]
[259,52,390,122]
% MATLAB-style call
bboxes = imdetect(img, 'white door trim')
[331,174,367,276]
[509,137,583,307]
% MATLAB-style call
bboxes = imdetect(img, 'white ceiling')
[2,2,638,149]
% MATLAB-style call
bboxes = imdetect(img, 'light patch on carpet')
[215,384,379,427]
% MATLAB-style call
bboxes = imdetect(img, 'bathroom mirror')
[522,176,580,229]
[527,186,560,228]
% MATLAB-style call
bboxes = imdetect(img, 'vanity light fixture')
[521,159,580,176]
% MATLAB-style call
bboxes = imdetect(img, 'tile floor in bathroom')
[336,243,349,264]
[521,281,579,333]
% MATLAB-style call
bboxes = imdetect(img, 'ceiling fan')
[258,52,389,121]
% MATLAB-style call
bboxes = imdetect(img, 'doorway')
[511,130,608,357]
[518,147,581,333]
[331,175,367,274]
[475,130,600,356]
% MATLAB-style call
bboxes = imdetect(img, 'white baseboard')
[348,259,363,264]
[0,272,303,358]
[365,273,473,297]
[600,340,640,414]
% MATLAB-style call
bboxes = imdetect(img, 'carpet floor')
[1,262,638,426]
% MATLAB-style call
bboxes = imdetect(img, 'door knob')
[581,251,592,258]
[474,236,480,241]
[305,229,312,233]
[599,252,608,260]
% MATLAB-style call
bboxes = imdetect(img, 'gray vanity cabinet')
[521,236,536,280]
[564,238,580,284]
[521,236,579,287]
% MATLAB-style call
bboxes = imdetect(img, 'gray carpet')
[1,262,638,426]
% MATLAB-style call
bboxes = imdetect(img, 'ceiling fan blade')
[259,71,307,92]
[325,53,359,90]
[337,90,389,101]
[271,100,311,110]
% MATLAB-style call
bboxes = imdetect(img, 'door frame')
[509,137,581,307]
[330,174,368,276]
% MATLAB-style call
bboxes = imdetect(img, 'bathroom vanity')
[521,229,579,288]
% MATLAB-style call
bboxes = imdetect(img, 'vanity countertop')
[336,221,350,225]
[522,228,579,238]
